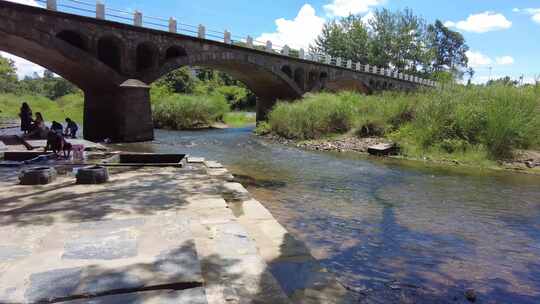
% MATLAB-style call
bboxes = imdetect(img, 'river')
[111,127,540,303]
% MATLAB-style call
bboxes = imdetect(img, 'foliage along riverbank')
[256,85,540,172]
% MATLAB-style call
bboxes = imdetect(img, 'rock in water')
[465,289,477,302]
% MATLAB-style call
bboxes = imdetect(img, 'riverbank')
[260,132,540,174]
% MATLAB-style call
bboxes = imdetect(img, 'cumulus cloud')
[256,4,326,50]
[323,0,384,17]
[466,51,492,67]
[495,56,514,65]
[1,0,45,78]
[513,8,540,24]
[445,12,512,33]
[466,51,514,68]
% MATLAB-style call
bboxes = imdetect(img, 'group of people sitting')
[19,102,79,157]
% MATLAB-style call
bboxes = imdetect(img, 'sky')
[3,0,540,84]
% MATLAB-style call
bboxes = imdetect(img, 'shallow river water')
[111,127,540,303]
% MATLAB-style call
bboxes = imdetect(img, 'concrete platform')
[0,160,355,303]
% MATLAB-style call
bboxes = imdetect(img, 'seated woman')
[64,118,78,138]
[25,112,49,139]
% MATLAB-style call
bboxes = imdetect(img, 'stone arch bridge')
[0,0,433,142]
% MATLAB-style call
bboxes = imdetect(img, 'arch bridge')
[0,0,434,142]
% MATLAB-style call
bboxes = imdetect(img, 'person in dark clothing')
[51,121,63,134]
[26,112,49,139]
[45,131,72,158]
[19,102,33,134]
[64,118,78,138]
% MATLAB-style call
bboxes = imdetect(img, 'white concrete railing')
[37,0,437,87]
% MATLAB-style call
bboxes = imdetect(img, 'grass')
[0,93,84,123]
[151,93,230,129]
[264,85,540,162]
[223,112,256,127]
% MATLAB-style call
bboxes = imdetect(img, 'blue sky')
[5,0,540,83]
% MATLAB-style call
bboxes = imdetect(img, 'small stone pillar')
[282,45,290,56]
[372,66,378,74]
[224,30,231,44]
[299,48,305,59]
[364,64,370,72]
[246,36,253,48]
[347,60,352,69]
[134,11,142,26]
[266,40,273,52]
[393,71,398,78]
[96,1,105,20]
[46,0,57,11]
[325,55,332,64]
[380,68,385,75]
[198,25,206,39]
[169,17,177,33]
[336,57,342,66]
[356,62,361,71]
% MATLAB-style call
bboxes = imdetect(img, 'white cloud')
[466,51,492,67]
[361,11,375,26]
[514,8,540,24]
[256,4,326,50]
[466,51,515,68]
[323,0,384,17]
[445,12,512,33]
[495,56,514,65]
[5,0,40,7]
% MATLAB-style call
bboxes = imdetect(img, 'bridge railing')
[32,0,437,87]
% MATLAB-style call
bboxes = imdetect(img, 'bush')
[152,93,230,129]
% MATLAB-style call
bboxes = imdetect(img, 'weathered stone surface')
[25,267,83,303]
[63,287,207,304]
[63,231,138,260]
[0,245,31,261]
[222,182,251,201]
[204,161,224,169]
[188,157,205,163]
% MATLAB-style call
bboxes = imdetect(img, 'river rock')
[367,143,398,156]
[465,289,477,302]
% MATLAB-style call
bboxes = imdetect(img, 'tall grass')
[152,93,230,129]
[0,93,83,123]
[265,85,540,160]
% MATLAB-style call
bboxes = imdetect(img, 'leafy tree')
[427,20,469,74]
[154,67,197,94]
[0,54,18,93]
[311,15,370,63]
[486,76,519,87]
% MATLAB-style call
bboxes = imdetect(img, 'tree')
[311,15,370,63]
[0,54,18,93]
[427,20,469,75]
[486,76,519,87]
[154,67,197,94]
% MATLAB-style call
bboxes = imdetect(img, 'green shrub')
[152,93,230,129]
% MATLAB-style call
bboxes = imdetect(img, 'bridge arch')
[281,65,292,79]
[97,35,124,73]
[324,76,371,94]
[165,45,187,61]
[136,42,159,72]
[56,30,88,52]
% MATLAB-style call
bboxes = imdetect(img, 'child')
[64,118,78,138]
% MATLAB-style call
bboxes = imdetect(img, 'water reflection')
[110,128,540,303]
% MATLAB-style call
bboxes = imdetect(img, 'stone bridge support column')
[83,79,154,142]
[255,97,277,122]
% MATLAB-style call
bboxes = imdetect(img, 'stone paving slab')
[188,157,205,163]
[62,287,207,304]
[204,161,223,169]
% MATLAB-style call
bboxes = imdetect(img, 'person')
[26,112,49,139]
[64,118,78,138]
[19,102,33,134]
[51,121,63,134]
[45,131,72,158]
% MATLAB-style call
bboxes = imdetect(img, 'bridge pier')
[83,80,154,142]
[255,98,277,122]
